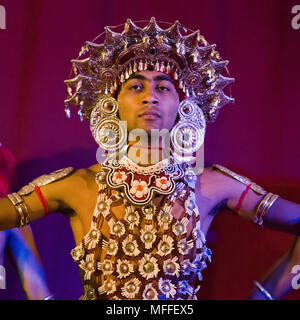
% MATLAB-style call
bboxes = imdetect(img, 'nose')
[142,97,158,105]
[142,86,158,105]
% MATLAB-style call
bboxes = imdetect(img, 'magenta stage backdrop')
[0,0,300,299]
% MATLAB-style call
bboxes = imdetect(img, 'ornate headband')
[64,17,234,123]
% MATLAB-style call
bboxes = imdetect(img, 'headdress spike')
[218,91,235,107]
[183,30,201,48]
[104,27,123,47]
[123,19,143,37]
[215,75,235,90]
[165,20,185,41]
[143,17,163,36]
[211,60,229,71]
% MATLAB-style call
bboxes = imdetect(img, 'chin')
[134,124,161,134]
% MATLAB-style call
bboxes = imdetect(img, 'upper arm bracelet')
[6,167,74,227]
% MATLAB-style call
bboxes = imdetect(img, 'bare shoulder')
[198,165,232,191]
[56,164,101,194]
[196,164,266,204]
[196,165,233,201]
[32,165,101,207]
[87,163,102,174]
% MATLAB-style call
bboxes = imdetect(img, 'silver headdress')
[64,17,234,123]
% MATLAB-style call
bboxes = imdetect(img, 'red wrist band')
[235,183,252,213]
[34,186,49,215]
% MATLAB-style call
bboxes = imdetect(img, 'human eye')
[127,82,143,91]
[130,85,141,90]
[157,84,170,92]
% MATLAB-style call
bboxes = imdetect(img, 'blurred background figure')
[249,236,300,300]
[0,143,52,300]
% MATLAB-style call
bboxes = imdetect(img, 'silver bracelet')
[43,294,54,300]
[253,280,274,300]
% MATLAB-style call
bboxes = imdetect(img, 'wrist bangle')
[6,193,30,228]
[253,193,279,228]
[43,294,54,300]
[253,280,274,300]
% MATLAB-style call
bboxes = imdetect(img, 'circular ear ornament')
[96,95,119,117]
[170,99,206,162]
[90,95,127,151]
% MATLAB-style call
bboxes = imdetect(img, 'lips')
[138,110,161,119]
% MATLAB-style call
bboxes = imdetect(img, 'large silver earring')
[170,99,206,162]
[90,95,127,151]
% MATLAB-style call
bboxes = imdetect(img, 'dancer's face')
[117,71,180,134]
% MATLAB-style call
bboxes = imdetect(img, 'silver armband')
[212,164,267,195]
[6,167,74,227]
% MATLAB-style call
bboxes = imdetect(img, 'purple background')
[0,0,300,299]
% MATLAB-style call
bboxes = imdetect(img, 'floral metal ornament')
[116,259,134,279]
[177,238,194,255]
[140,224,157,249]
[130,180,149,199]
[112,170,127,184]
[139,254,159,280]
[142,283,159,300]
[122,234,141,256]
[121,278,141,299]
[158,209,173,229]
[102,155,184,205]
[65,17,234,123]
[155,176,171,190]
[181,259,197,276]
[98,279,117,295]
[163,257,180,277]
[157,235,174,256]
[158,278,176,298]
[70,243,85,262]
[142,203,156,220]
[79,253,96,280]
[172,217,189,236]
[84,228,101,250]
[102,238,119,256]
[98,259,114,275]
[108,219,126,237]
[124,207,140,229]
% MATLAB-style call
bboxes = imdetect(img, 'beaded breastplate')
[71,156,212,300]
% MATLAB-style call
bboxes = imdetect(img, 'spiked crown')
[64,17,234,122]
